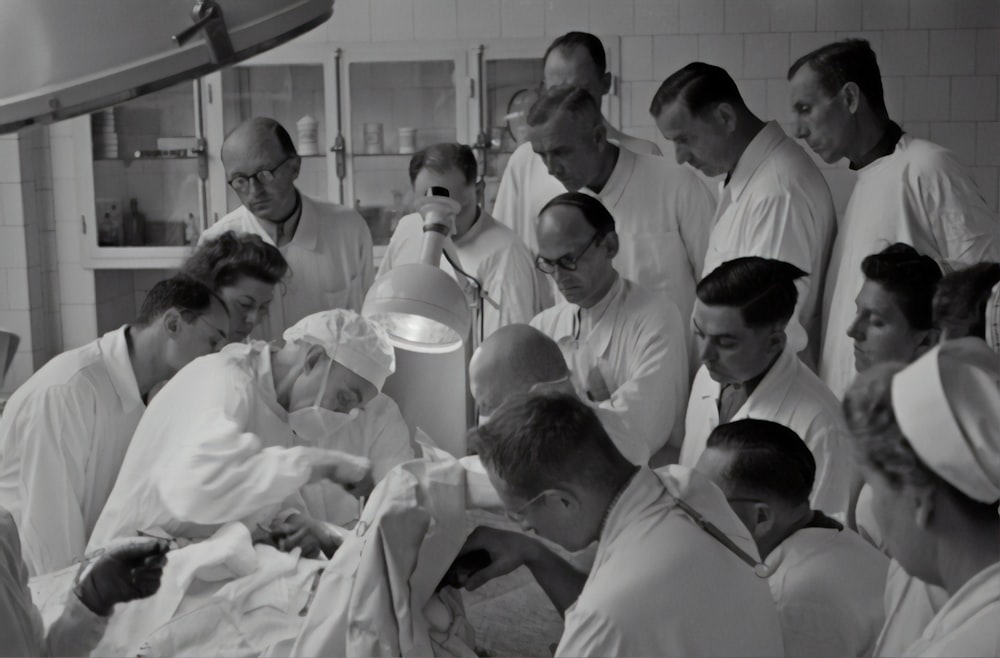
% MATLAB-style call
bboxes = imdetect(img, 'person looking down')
[0,276,229,575]
[200,117,374,338]
[681,257,853,515]
[181,230,288,343]
[529,192,689,466]
[843,339,1000,657]
[932,261,1000,342]
[695,419,888,658]
[452,392,784,657]
[87,309,395,557]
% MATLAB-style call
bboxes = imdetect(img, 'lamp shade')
[362,263,470,353]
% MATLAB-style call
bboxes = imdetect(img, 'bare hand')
[452,526,536,591]
[269,513,340,559]
[307,449,372,494]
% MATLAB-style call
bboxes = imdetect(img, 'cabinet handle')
[81,215,87,235]
[469,78,475,99]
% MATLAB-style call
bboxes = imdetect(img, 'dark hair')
[933,262,1000,340]
[408,143,478,186]
[649,62,747,118]
[788,39,888,119]
[861,243,942,330]
[526,85,602,129]
[697,257,807,329]
[706,419,816,505]
[471,392,629,497]
[181,230,288,291]
[539,191,616,235]
[544,32,607,75]
[135,275,226,327]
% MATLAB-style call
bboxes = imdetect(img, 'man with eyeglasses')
[452,392,784,657]
[529,192,688,466]
[0,276,230,576]
[694,419,888,658]
[200,117,374,340]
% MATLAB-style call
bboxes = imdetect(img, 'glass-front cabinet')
[74,37,618,269]
[75,80,209,268]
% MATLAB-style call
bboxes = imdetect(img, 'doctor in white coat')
[788,39,998,398]
[88,309,394,554]
[843,339,1000,657]
[0,276,230,576]
[682,257,853,515]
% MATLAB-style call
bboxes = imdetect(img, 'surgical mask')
[288,357,359,443]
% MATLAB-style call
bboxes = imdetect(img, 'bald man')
[200,117,374,339]
[469,324,573,422]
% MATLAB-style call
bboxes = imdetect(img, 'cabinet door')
[78,80,207,268]
[341,45,469,249]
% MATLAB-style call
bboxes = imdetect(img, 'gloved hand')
[306,448,374,499]
[74,538,170,617]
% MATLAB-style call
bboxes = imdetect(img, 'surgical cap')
[891,338,1000,504]
[283,310,395,390]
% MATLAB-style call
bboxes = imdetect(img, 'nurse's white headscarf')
[891,337,1000,504]
[283,310,396,391]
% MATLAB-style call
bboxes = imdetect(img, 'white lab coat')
[377,210,543,341]
[875,559,950,657]
[299,393,415,527]
[530,276,689,465]
[556,465,784,657]
[1,509,107,657]
[819,135,999,397]
[765,521,889,658]
[702,122,837,362]
[681,346,854,515]
[0,326,144,576]
[904,562,1000,657]
[287,458,476,657]
[88,342,319,549]
[200,192,375,340]
[493,143,715,322]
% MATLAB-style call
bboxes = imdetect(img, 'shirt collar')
[590,147,635,209]
[598,467,661,548]
[725,122,786,202]
[453,206,487,247]
[248,189,318,252]
[701,345,796,416]
[252,342,287,420]
[576,275,624,356]
[98,325,144,413]
[849,121,904,170]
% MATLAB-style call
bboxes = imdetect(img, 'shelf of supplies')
[351,153,418,158]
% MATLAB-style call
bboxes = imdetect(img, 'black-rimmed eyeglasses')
[535,232,605,274]
[228,156,294,193]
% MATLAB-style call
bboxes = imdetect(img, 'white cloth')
[287,458,476,657]
[299,394,415,527]
[891,338,1000,503]
[681,346,854,515]
[1,509,107,657]
[819,134,999,397]
[875,559,950,657]
[88,342,319,549]
[904,562,1000,657]
[200,192,375,340]
[493,143,715,322]
[702,122,837,361]
[556,465,784,657]
[530,277,689,465]
[0,326,144,575]
[766,521,888,658]
[607,129,662,156]
[377,210,543,341]
[284,310,395,390]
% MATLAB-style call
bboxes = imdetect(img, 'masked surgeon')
[88,310,397,558]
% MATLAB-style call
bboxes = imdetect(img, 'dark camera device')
[436,548,492,591]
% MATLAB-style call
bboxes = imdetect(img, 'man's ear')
[303,344,326,373]
[915,328,941,357]
[288,155,302,181]
[597,71,612,97]
[592,121,608,149]
[767,324,788,358]
[750,502,775,541]
[162,308,185,338]
[714,102,738,134]
[602,232,620,259]
[912,484,936,529]
[552,487,581,515]
[840,82,861,114]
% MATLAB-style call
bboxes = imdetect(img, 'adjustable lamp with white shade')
[362,188,471,353]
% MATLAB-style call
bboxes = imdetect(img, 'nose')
[794,118,809,140]
[699,339,717,364]
[245,307,259,325]
[674,145,691,166]
[846,315,864,341]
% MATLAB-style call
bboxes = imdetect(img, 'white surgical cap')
[891,338,1000,504]
[283,310,395,390]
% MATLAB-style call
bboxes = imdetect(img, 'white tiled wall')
[0,0,996,391]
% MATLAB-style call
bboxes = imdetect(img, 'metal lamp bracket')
[172,1,235,65]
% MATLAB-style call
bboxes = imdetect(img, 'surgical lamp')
[362,187,472,353]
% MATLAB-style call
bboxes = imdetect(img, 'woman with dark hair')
[181,230,288,342]
[932,261,1000,342]
[846,242,942,372]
